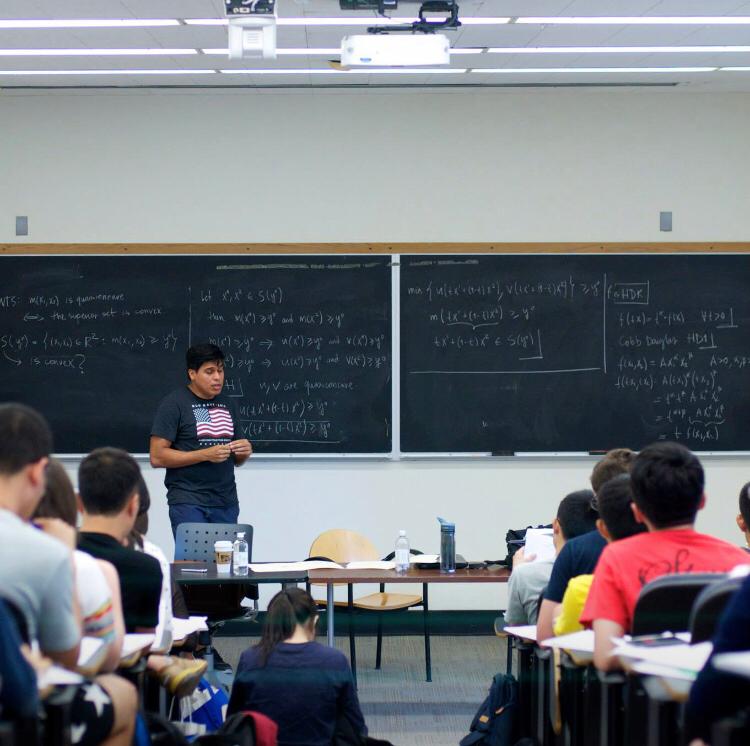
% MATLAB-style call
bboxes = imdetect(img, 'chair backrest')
[631,572,725,636]
[309,529,380,564]
[174,522,254,564]
[688,575,744,643]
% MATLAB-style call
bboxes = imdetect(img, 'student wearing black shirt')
[229,588,367,746]
[77,448,162,632]
[150,343,253,536]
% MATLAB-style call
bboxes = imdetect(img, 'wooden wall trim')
[2,242,750,255]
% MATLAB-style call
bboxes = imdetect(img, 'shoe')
[210,648,232,672]
[156,657,208,698]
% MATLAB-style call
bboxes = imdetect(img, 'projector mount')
[368,1,461,34]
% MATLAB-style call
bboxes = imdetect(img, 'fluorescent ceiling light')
[470,67,716,73]
[0,19,180,29]
[186,16,508,26]
[0,49,197,56]
[720,66,750,70]
[516,16,750,25]
[485,46,750,54]
[219,67,466,74]
[0,69,215,75]
[203,48,339,56]
[207,47,484,55]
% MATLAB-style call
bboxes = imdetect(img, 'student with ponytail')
[228,587,367,746]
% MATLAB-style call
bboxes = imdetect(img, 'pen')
[181,567,208,573]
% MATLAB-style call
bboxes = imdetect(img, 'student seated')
[685,571,750,745]
[580,442,750,671]
[76,448,206,695]
[77,447,164,632]
[0,403,137,746]
[33,458,125,672]
[553,474,646,636]
[736,481,750,552]
[505,489,597,625]
[536,448,634,640]
[0,598,38,720]
[228,588,367,746]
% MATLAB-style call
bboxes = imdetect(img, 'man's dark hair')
[597,473,647,541]
[556,489,598,540]
[186,343,225,373]
[630,442,704,528]
[0,403,53,476]
[34,458,78,527]
[739,482,750,527]
[78,447,142,516]
[591,448,635,494]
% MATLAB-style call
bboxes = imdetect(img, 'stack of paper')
[248,560,396,573]
[172,616,208,642]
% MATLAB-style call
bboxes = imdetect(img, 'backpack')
[194,711,278,746]
[459,673,518,746]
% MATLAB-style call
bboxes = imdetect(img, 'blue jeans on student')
[169,502,240,538]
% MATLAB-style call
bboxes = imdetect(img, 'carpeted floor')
[214,634,508,746]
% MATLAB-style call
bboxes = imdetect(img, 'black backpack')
[503,525,553,568]
[460,673,518,746]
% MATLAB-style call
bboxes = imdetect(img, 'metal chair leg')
[375,613,383,669]
[348,584,357,688]
[423,582,432,682]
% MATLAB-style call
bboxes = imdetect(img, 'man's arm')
[592,619,624,671]
[149,436,230,468]
[536,599,560,642]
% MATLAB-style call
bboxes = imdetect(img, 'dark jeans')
[168,502,240,537]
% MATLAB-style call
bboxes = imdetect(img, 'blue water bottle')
[438,517,456,574]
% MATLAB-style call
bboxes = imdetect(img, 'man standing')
[150,343,252,535]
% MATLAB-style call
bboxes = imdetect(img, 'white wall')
[4,88,750,608]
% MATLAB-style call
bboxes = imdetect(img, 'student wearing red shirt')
[580,442,750,671]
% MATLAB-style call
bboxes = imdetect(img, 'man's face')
[188,360,225,399]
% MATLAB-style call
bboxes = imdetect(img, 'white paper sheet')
[172,616,208,641]
[503,624,538,641]
[613,640,712,673]
[523,528,556,563]
[541,629,595,654]
[712,651,750,680]
[120,633,155,659]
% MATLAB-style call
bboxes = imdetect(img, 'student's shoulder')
[156,386,191,408]
[308,641,350,668]
[0,516,69,562]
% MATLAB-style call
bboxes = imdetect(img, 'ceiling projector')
[341,34,450,66]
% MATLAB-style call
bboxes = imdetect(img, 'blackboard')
[0,256,392,454]
[400,254,750,452]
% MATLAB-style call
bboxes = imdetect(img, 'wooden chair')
[307,528,430,683]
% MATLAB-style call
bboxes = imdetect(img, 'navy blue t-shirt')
[686,573,750,740]
[0,599,38,719]
[544,529,607,603]
[151,386,240,507]
[228,641,366,746]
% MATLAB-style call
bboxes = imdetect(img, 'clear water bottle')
[233,531,249,576]
[395,530,410,574]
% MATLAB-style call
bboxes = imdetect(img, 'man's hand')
[33,517,77,550]
[203,444,232,463]
[512,548,536,569]
[229,439,253,457]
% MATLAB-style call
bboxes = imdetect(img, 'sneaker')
[156,657,208,698]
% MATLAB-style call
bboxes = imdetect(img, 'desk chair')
[307,529,429,684]
[174,522,257,690]
[689,575,744,644]
[632,573,725,636]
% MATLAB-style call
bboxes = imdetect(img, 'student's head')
[596,474,647,542]
[590,448,635,494]
[630,442,705,529]
[257,588,319,665]
[553,489,598,551]
[736,482,750,545]
[0,403,53,518]
[186,343,225,399]
[34,458,78,527]
[78,448,141,530]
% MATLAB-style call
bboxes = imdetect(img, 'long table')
[307,564,510,679]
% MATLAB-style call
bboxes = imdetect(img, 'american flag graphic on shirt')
[194,406,234,440]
